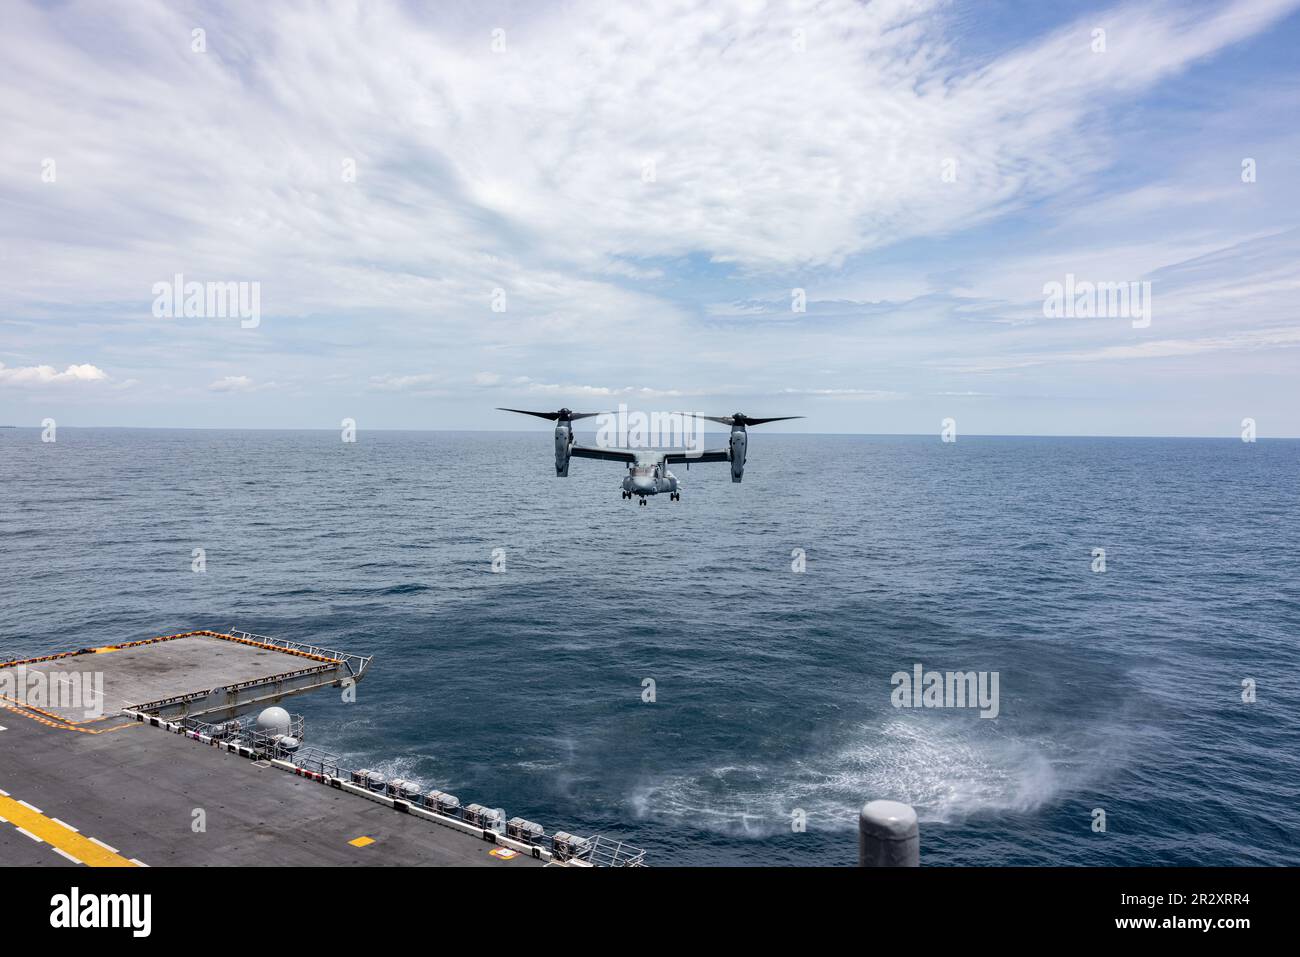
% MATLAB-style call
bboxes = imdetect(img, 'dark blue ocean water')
[1,428,1297,866]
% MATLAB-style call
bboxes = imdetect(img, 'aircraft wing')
[664,449,730,464]
[570,445,637,464]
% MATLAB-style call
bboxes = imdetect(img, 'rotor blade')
[676,413,804,426]
[497,408,562,421]
[675,413,735,426]
[496,407,610,422]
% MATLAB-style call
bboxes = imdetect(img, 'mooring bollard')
[858,800,919,867]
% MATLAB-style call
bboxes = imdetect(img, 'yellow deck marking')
[0,699,136,734]
[348,835,375,847]
[0,794,138,867]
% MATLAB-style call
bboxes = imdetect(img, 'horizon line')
[1,425,1295,441]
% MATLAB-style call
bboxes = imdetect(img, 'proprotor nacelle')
[690,412,804,482]
[496,407,606,476]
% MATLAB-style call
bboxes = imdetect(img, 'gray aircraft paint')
[499,408,801,502]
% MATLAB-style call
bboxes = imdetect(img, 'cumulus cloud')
[0,362,108,386]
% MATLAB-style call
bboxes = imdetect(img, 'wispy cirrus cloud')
[0,0,1297,433]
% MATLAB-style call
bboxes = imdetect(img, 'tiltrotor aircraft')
[498,407,801,504]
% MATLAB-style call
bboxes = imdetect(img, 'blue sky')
[2,0,1299,436]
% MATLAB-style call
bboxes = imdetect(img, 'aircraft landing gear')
[670,492,680,501]
[639,497,647,506]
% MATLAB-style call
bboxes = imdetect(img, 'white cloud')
[209,375,257,393]
[779,388,907,401]
[511,377,687,399]
[3,0,1293,312]
[945,326,1300,373]
[368,373,445,394]
[0,362,108,386]
[0,0,1296,432]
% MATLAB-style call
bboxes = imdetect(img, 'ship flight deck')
[0,630,631,867]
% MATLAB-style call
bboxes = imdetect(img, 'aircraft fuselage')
[621,461,679,499]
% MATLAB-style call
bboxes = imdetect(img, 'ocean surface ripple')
[1,428,1297,865]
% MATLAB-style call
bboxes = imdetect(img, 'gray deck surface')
[0,713,545,867]
[0,636,546,867]
[0,635,334,722]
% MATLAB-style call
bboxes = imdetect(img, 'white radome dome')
[255,706,291,734]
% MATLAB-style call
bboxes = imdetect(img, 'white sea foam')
[628,715,1105,836]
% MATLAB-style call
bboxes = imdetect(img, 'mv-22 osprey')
[498,408,801,504]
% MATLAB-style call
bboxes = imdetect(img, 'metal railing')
[582,835,647,867]
[291,745,342,778]
[182,713,304,745]
[225,629,373,680]
[176,700,646,867]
